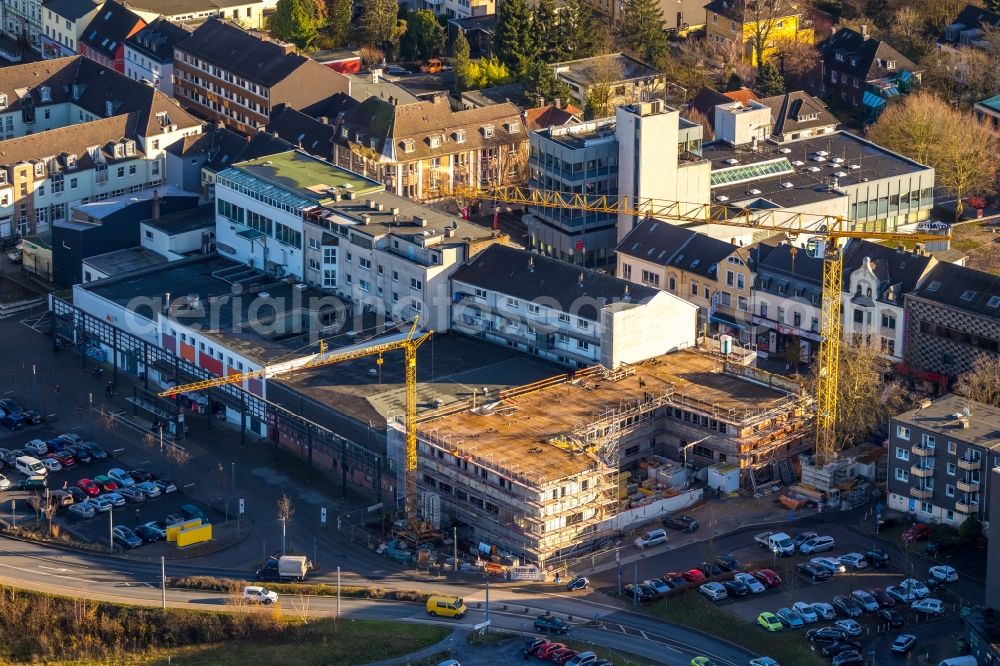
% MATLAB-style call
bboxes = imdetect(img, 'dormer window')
[125,140,136,157]
[38,86,51,102]
[482,125,494,138]
[886,60,896,70]
[401,138,415,153]
[65,154,76,169]
[33,162,44,177]
[105,100,114,116]
[835,52,844,62]
[506,121,520,133]
[428,135,441,148]
[454,129,466,143]
[369,138,377,150]
[341,127,349,138]
[113,143,124,158]
[0,93,7,109]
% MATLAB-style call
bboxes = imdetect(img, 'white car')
[811,602,837,621]
[107,468,136,488]
[799,536,835,554]
[89,495,113,512]
[911,598,944,616]
[0,473,9,491]
[41,457,62,472]
[838,553,869,570]
[900,578,931,599]
[792,602,819,623]
[104,492,126,507]
[835,619,863,637]
[24,439,48,456]
[734,572,766,593]
[699,582,727,601]
[811,557,846,574]
[851,589,880,613]
[929,565,958,583]
[243,585,278,604]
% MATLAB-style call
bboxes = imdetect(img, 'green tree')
[325,0,352,47]
[465,57,516,89]
[614,0,668,66]
[754,62,786,96]
[454,29,473,92]
[959,515,983,541]
[534,0,567,61]
[988,0,1000,11]
[400,9,445,60]
[723,71,744,92]
[495,0,538,77]
[558,0,601,60]
[523,58,573,104]
[359,0,398,46]
[271,0,319,48]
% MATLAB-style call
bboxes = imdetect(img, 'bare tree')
[774,36,817,90]
[954,356,1000,407]
[681,107,714,141]
[277,492,295,553]
[744,0,795,75]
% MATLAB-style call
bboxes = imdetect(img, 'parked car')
[0,474,9,491]
[734,572,765,594]
[23,439,48,456]
[0,449,16,466]
[757,612,783,632]
[811,603,838,621]
[878,609,905,628]
[645,578,671,595]
[181,504,206,522]
[68,501,96,519]
[17,475,46,491]
[75,478,100,497]
[566,651,596,666]
[141,521,167,539]
[129,468,157,482]
[136,481,161,498]
[49,489,74,506]
[68,487,88,503]
[522,639,548,657]
[793,531,818,547]
[869,588,896,607]
[0,413,25,430]
[104,492,125,508]
[682,569,706,583]
[112,526,142,549]
[799,536,835,555]
[886,585,916,604]
[663,515,699,532]
[900,578,931,599]
[623,584,655,603]
[89,495,113,512]
[776,607,804,628]
[118,486,145,503]
[911,599,944,616]
[929,565,958,583]
[811,557,846,574]
[154,478,178,494]
[863,549,891,568]
[714,556,740,572]
[81,442,108,459]
[820,640,861,657]
[831,649,864,666]
[752,569,781,588]
[551,648,578,664]
[92,475,119,492]
[832,595,863,618]
[851,590,880,613]
[722,579,749,597]
[134,524,163,543]
[40,457,62,472]
[699,561,725,577]
[797,561,831,581]
[699,582,727,601]
[20,410,42,425]
[925,539,957,557]
[634,528,667,549]
[566,576,589,591]
[0,399,23,414]
[242,586,278,604]
[661,572,686,587]
[51,450,76,467]
[834,619,863,637]
[537,643,567,660]
[748,659,779,666]
[107,468,136,487]
[806,626,847,643]
[383,65,410,76]
[902,524,932,542]
[838,553,869,570]
[792,602,819,623]
[891,634,917,653]
[65,444,92,464]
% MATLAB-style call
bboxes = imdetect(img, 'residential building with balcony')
[78,0,145,73]
[886,394,999,527]
[552,53,665,110]
[704,0,813,66]
[450,243,697,369]
[526,118,619,267]
[173,18,349,136]
[124,18,191,96]
[903,261,1000,383]
[331,95,525,202]
[40,0,100,59]
[615,219,752,338]
[841,239,937,364]
[819,26,921,121]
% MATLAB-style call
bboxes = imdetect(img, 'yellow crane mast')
[158,320,432,530]
[460,185,947,465]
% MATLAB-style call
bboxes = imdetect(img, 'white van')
[634,528,667,549]
[15,455,47,477]
[936,657,979,666]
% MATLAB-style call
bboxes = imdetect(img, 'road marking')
[0,562,106,585]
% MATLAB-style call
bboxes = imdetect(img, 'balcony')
[955,500,977,514]
[910,464,934,478]
[910,445,934,457]
[909,487,933,500]
[956,479,980,493]
[957,457,981,471]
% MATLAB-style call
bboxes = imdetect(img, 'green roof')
[977,94,1000,114]
[231,150,382,205]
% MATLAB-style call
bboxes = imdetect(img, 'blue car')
[0,413,25,430]
[45,438,67,453]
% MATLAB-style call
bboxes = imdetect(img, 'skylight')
[926,281,941,291]
[710,158,794,187]
[961,290,977,300]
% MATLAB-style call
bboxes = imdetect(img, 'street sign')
[238,498,244,515]
[473,620,491,630]
[321,507,327,524]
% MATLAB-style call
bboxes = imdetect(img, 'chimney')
[860,24,868,38]
[371,68,381,84]
[554,97,561,110]
[151,189,160,220]
[528,256,534,272]
[415,215,428,227]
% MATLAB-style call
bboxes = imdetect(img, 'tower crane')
[158,320,433,531]
[457,184,949,465]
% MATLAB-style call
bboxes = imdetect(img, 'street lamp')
[679,436,712,486]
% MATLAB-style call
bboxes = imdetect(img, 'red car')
[869,587,896,607]
[902,524,931,542]
[537,643,566,660]
[682,569,706,583]
[52,450,76,467]
[75,478,100,497]
[663,572,686,586]
[753,569,782,588]
[551,648,579,664]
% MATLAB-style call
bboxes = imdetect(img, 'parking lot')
[0,405,217,554]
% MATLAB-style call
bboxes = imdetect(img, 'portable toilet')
[720,335,733,355]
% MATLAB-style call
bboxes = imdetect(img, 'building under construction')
[387,349,812,564]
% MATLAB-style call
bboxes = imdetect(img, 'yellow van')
[425,595,466,618]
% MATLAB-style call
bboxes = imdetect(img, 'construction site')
[387,348,813,565]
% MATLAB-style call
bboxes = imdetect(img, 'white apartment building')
[123,18,190,96]
[451,243,698,368]
[40,0,100,58]
[3,0,43,52]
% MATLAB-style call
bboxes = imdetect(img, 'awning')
[899,70,913,83]
[710,312,747,329]
[884,86,900,97]
[863,91,887,109]
[236,228,265,240]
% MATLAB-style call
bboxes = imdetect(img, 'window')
[309,238,321,250]
[895,447,910,461]
[691,281,698,295]
[895,468,909,482]
[578,318,589,329]
[668,276,676,291]
[945,484,955,498]
[946,463,956,476]
[881,313,896,329]
[896,426,910,441]
[528,303,540,315]
[275,222,301,247]
[410,278,422,291]
[738,296,748,311]
[621,263,632,280]
[947,441,956,455]
[921,434,935,449]
[505,296,518,309]
[920,501,932,514]
[577,339,589,351]
[359,257,371,269]
[640,269,659,287]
